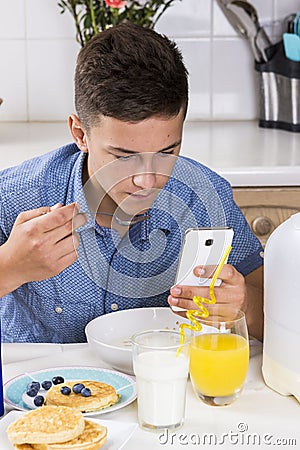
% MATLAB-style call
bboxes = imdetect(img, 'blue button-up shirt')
[0,144,263,343]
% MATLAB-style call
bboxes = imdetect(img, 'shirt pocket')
[28,277,98,343]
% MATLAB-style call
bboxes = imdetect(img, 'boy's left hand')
[167,264,247,312]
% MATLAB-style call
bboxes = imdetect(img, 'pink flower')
[104,0,127,8]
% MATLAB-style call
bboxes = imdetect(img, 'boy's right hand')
[1,203,88,288]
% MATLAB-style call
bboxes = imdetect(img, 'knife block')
[255,41,300,132]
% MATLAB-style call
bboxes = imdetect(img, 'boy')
[0,23,263,343]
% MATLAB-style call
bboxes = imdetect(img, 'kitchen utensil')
[227,0,271,62]
[283,33,300,62]
[293,11,300,36]
[256,40,300,132]
[255,26,272,63]
[283,13,296,34]
[263,212,300,403]
[215,0,248,37]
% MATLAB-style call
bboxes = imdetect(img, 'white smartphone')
[171,227,234,312]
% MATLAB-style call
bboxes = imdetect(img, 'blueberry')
[72,383,85,394]
[60,386,71,395]
[34,395,45,407]
[81,387,91,397]
[26,387,39,397]
[52,376,65,385]
[41,380,52,390]
[27,381,40,391]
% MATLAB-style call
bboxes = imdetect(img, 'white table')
[2,343,299,449]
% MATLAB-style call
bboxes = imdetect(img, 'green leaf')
[57,0,182,45]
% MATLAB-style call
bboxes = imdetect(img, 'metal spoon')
[227,0,262,61]
[283,13,296,34]
[255,27,272,62]
[227,0,271,62]
[215,0,248,37]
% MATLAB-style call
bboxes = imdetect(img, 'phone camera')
[205,239,214,246]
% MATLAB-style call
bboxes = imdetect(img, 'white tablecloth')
[2,342,300,449]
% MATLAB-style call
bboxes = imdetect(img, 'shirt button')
[260,251,264,258]
[55,306,63,314]
[111,303,119,311]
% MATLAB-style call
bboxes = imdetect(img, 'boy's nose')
[132,172,156,189]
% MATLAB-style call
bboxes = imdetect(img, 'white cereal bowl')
[85,307,191,374]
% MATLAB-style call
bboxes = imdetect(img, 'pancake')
[14,445,33,450]
[7,406,85,445]
[45,380,120,412]
[14,419,107,450]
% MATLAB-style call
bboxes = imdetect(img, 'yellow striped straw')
[177,245,232,354]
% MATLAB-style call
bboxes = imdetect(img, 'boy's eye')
[115,154,134,161]
[156,151,174,159]
[115,151,173,161]
[158,151,173,157]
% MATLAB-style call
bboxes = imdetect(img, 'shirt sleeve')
[183,157,264,278]
[227,195,264,276]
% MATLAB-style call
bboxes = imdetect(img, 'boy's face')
[71,112,184,216]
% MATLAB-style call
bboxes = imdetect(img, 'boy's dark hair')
[74,22,189,130]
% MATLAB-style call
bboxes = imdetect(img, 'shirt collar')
[71,151,96,233]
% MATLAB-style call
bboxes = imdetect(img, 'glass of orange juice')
[189,304,249,406]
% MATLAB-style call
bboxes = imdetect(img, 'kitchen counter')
[2,342,300,450]
[1,121,300,186]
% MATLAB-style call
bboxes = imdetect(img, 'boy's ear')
[68,114,88,153]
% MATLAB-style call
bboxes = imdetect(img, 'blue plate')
[4,366,136,415]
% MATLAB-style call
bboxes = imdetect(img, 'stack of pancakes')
[45,380,120,413]
[7,405,107,450]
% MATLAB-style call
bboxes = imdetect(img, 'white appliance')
[263,212,300,402]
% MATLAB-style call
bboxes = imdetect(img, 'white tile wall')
[212,38,258,119]
[27,40,78,121]
[0,0,300,122]
[26,0,75,39]
[156,0,211,37]
[0,41,27,121]
[177,39,212,119]
[0,0,25,40]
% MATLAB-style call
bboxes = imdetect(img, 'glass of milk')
[132,330,190,432]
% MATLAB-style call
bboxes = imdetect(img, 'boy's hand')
[1,203,88,287]
[168,264,247,312]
